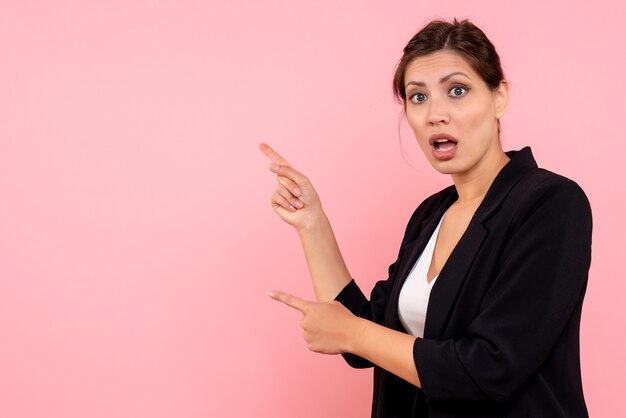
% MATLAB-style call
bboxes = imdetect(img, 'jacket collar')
[475,146,538,222]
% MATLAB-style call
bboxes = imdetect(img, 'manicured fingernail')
[269,163,280,171]
[294,200,304,208]
[268,291,275,298]
[293,187,302,196]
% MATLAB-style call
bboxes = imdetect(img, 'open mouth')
[433,139,457,151]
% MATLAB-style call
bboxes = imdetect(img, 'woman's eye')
[449,86,468,97]
[410,92,427,103]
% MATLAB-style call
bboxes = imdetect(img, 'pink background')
[1,1,623,417]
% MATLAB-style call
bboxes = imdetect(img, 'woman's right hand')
[259,143,325,232]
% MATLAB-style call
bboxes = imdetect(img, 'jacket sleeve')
[334,264,397,368]
[412,180,593,403]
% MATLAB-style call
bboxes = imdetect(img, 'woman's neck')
[451,149,510,206]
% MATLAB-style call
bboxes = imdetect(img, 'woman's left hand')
[269,291,360,355]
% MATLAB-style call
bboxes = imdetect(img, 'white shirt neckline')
[397,208,448,337]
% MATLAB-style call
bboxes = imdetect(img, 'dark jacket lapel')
[385,190,457,330]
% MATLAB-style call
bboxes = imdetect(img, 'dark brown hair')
[393,18,505,104]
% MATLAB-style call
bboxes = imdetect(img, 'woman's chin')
[425,158,462,175]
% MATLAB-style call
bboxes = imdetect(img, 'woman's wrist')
[296,210,329,236]
[343,315,369,354]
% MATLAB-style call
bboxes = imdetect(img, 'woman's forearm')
[349,317,421,387]
[297,213,352,302]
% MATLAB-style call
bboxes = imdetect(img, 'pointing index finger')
[259,143,290,166]
[269,290,308,313]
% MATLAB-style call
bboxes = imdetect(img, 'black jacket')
[335,147,592,417]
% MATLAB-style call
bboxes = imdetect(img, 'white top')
[398,209,448,338]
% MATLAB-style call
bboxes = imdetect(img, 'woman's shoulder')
[498,146,591,211]
[512,167,590,208]
[503,167,593,230]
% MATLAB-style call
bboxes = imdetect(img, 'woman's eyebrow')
[405,72,471,88]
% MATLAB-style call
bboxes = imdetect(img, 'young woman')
[260,18,592,418]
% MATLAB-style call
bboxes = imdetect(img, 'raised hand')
[259,143,324,231]
[260,142,352,302]
[269,290,360,354]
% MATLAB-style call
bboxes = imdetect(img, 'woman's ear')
[494,80,510,120]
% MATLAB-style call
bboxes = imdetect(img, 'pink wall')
[0,0,623,416]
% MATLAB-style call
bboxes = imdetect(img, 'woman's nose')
[426,99,450,125]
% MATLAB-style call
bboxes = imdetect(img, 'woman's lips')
[429,133,458,161]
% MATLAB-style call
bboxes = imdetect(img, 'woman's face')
[403,51,509,178]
